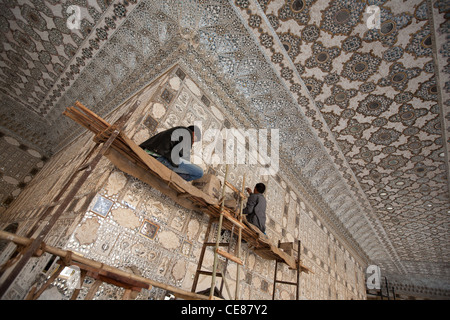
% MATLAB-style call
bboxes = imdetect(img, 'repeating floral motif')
[362,8,413,47]
[378,62,422,92]
[305,42,341,73]
[235,0,449,298]
[0,0,449,299]
[0,1,123,116]
[319,0,366,35]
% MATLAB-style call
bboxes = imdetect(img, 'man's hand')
[246,187,252,194]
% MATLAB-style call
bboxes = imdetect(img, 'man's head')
[188,125,201,143]
[254,183,266,194]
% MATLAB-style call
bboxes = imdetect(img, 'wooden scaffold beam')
[0,230,214,300]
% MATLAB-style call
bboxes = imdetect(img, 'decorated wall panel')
[1,66,366,300]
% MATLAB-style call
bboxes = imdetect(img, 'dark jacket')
[139,126,193,167]
[243,193,266,233]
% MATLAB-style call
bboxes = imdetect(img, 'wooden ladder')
[272,240,302,300]
[191,165,246,300]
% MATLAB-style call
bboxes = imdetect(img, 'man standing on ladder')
[243,183,267,234]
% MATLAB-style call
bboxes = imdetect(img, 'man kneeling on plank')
[139,125,203,182]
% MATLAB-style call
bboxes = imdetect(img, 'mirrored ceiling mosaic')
[0,0,449,298]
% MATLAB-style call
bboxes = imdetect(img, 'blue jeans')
[156,156,203,182]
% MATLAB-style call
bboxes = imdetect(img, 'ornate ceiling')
[0,0,449,298]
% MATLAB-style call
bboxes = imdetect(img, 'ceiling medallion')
[428,85,438,95]
[291,0,305,13]
[368,101,381,111]
[370,171,382,180]
[388,159,399,166]
[370,127,401,146]
[282,42,291,53]
[433,120,441,131]
[400,110,415,121]
[419,186,431,193]
[352,61,368,73]
[415,166,426,173]
[334,8,351,24]
[380,154,407,170]
[408,141,422,150]
[334,92,347,102]
[391,71,407,83]
[349,124,362,133]
[360,150,372,158]
[315,51,330,63]
[380,132,392,140]
[379,20,396,36]
[421,35,432,48]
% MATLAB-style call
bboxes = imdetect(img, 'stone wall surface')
[0,66,366,300]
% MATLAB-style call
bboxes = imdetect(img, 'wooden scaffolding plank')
[0,231,216,300]
[60,260,148,292]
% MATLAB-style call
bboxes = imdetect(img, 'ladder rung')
[274,279,297,286]
[203,242,229,247]
[224,181,247,198]
[196,270,223,277]
[216,249,243,265]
